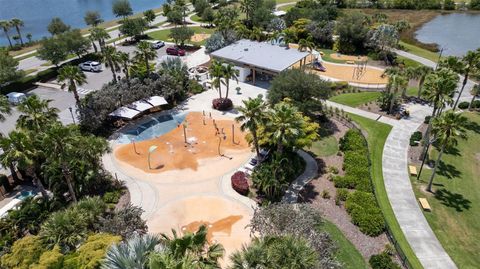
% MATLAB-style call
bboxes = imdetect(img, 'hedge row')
[336,129,385,236]
[1,53,100,95]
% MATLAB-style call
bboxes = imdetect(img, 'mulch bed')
[299,118,393,261]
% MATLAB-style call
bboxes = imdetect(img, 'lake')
[0,0,165,46]
[415,13,480,57]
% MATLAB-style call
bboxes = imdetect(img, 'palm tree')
[222,63,239,99]
[58,65,87,108]
[268,102,302,154]
[10,18,24,46]
[422,68,459,117]
[406,65,433,98]
[117,51,131,81]
[0,131,48,198]
[298,36,315,53]
[0,20,12,48]
[469,84,480,110]
[426,111,468,192]
[134,41,156,74]
[102,234,162,269]
[440,51,480,110]
[90,27,110,52]
[16,95,59,132]
[235,95,268,158]
[240,0,256,21]
[249,27,264,42]
[383,68,408,114]
[102,46,120,83]
[209,60,224,99]
[0,95,11,123]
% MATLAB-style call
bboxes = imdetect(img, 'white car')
[6,92,26,105]
[145,40,165,49]
[79,61,102,72]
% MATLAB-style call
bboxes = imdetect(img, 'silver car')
[79,61,102,72]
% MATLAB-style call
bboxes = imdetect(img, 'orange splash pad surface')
[114,112,250,173]
[311,62,388,85]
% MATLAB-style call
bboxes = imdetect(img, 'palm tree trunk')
[70,82,81,108]
[123,64,130,80]
[225,79,230,99]
[9,163,19,183]
[108,59,117,83]
[389,95,395,114]
[417,77,425,98]
[91,41,98,53]
[62,164,77,203]
[453,74,468,110]
[15,26,23,46]
[427,144,445,192]
[468,95,476,110]
[252,130,260,159]
[3,30,12,48]
[29,168,48,199]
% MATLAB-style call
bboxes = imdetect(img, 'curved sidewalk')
[326,101,456,269]
[282,150,318,203]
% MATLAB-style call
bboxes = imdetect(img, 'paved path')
[327,100,457,269]
[282,150,318,203]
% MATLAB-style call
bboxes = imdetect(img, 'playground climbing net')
[352,60,368,80]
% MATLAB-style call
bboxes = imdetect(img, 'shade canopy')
[109,96,168,120]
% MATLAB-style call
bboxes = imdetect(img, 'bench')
[346,60,355,64]
[409,165,418,176]
[419,198,431,211]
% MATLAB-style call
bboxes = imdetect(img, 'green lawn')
[191,14,203,22]
[399,41,441,63]
[148,26,215,46]
[397,55,422,68]
[329,92,381,107]
[278,3,295,11]
[306,136,338,157]
[410,112,480,268]
[321,220,368,269]
[276,0,299,4]
[350,114,423,269]
[407,87,419,97]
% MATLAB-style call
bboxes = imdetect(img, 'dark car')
[166,47,186,56]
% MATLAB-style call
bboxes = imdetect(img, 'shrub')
[321,190,330,199]
[187,79,204,94]
[212,98,233,111]
[339,130,367,152]
[369,252,401,269]
[472,100,480,108]
[231,171,249,196]
[345,191,385,236]
[458,101,469,109]
[327,166,339,174]
[103,190,122,204]
[424,115,431,124]
[336,188,349,202]
[409,131,422,146]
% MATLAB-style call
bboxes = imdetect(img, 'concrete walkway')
[327,100,457,269]
[282,150,318,203]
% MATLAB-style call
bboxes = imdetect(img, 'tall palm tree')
[0,20,13,48]
[235,95,268,158]
[103,234,162,269]
[134,41,156,74]
[10,18,24,46]
[268,102,302,154]
[422,68,459,117]
[16,95,59,132]
[209,60,224,99]
[383,68,408,114]
[426,111,468,192]
[0,131,48,198]
[298,36,315,53]
[90,27,110,52]
[440,51,480,110]
[240,0,256,21]
[0,95,11,123]
[117,51,131,81]
[469,84,480,110]
[57,65,87,108]
[222,63,239,99]
[406,65,433,98]
[102,46,120,83]
[249,27,264,42]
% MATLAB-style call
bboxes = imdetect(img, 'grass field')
[350,114,423,269]
[410,112,480,268]
[306,136,338,157]
[399,41,441,63]
[148,26,215,46]
[397,55,422,68]
[278,3,296,11]
[191,14,203,22]
[330,92,381,107]
[276,0,299,4]
[321,220,368,269]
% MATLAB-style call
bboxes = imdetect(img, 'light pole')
[68,107,75,124]
[182,120,188,145]
[148,145,158,170]
[131,138,139,154]
[231,124,235,144]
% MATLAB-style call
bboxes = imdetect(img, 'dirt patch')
[191,33,211,43]
[299,119,391,260]
[330,53,368,62]
[114,112,250,173]
[311,62,388,85]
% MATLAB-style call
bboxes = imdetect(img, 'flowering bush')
[231,171,249,196]
[212,98,233,111]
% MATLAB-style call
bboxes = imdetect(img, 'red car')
[166,47,186,56]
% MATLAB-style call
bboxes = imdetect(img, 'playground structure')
[352,60,368,80]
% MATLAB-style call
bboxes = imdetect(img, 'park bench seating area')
[419,198,431,211]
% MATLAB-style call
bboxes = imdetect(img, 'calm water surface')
[415,13,480,57]
[0,0,164,45]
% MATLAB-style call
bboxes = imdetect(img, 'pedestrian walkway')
[282,150,318,203]
[327,100,457,269]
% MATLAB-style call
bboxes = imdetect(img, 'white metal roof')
[129,100,153,112]
[109,107,141,119]
[273,10,286,17]
[210,39,309,73]
[146,96,168,106]
[109,96,168,120]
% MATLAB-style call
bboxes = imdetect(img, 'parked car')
[166,47,186,56]
[78,61,102,72]
[6,92,26,105]
[145,40,165,49]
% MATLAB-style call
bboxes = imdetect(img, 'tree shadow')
[464,120,480,134]
[434,188,471,212]
[316,158,327,175]
[317,118,339,138]
[436,160,461,179]
[298,183,319,203]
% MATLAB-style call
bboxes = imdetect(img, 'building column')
[252,68,256,85]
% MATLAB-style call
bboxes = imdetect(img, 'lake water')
[415,13,480,57]
[0,0,165,46]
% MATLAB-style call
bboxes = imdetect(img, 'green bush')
[336,188,349,202]
[321,190,331,199]
[409,131,422,146]
[424,115,431,124]
[339,130,366,152]
[472,100,480,108]
[345,191,385,236]
[369,252,401,269]
[458,101,469,109]
[103,190,122,204]
[187,79,204,94]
